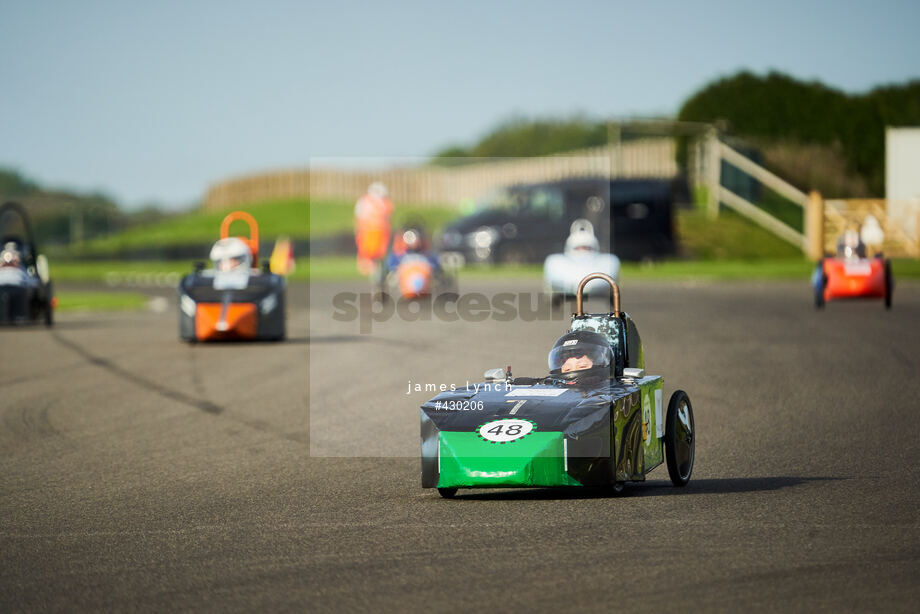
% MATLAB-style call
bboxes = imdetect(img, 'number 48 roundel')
[477,419,536,443]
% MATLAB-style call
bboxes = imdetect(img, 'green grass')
[56,291,148,312]
[676,208,803,260]
[619,259,813,279]
[73,197,461,256]
[758,186,804,233]
[688,184,804,249]
[51,260,190,282]
[54,189,918,282]
[44,256,920,284]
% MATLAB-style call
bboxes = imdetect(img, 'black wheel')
[43,299,53,327]
[610,482,625,496]
[884,260,893,310]
[814,260,826,309]
[437,488,458,499]
[665,390,695,487]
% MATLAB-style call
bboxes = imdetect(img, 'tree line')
[0,168,166,248]
[434,71,920,195]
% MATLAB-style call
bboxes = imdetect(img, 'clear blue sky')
[1,0,918,209]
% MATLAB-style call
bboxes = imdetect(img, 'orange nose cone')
[195,303,257,340]
[397,260,432,298]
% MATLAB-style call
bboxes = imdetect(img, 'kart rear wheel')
[665,390,694,487]
[814,260,826,309]
[884,260,893,310]
[437,488,458,499]
[610,481,625,496]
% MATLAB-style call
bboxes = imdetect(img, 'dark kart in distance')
[0,202,54,326]
[178,211,286,342]
[420,273,695,498]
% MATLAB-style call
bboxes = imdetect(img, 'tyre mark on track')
[187,344,209,399]
[1,399,59,442]
[50,331,224,415]
[49,331,307,445]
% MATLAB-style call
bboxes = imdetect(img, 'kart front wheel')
[665,390,695,487]
[884,260,893,310]
[437,488,458,499]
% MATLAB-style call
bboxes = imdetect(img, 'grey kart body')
[544,251,621,296]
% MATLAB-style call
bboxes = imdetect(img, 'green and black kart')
[420,273,694,498]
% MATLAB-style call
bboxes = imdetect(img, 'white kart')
[544,220,620,303]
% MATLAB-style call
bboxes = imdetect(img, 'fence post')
[706,129,721,219]
[805,190,824,260]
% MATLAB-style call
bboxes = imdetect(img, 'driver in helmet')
[387,225,439,270]
[210,237,252,273]
[565,220,600,255]
[836,228,866,259]
[548,330,614,382]
[0,242,22,268]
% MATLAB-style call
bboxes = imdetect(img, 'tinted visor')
[548,341,612,372]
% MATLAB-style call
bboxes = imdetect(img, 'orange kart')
[813,256,892,309]
[178,211,287,341]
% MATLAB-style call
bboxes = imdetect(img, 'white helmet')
[565,219,599,254]
[0,242,21,267]
[209,237,252,273]
[368,181,388,198]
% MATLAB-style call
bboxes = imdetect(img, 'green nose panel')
[436,431,583,488]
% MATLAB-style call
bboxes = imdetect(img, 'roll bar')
[220,210,260,266]
[0,201,38,267]
[575,272,620,317]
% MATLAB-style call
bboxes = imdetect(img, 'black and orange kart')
[178,211,286,342]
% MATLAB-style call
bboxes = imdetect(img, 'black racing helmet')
[548,330,614,381]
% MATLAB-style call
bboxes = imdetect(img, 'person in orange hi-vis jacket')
[354,181,394,277]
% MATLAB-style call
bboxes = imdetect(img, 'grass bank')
[49,256,920,285]
[73,198,459,256]
[56,291,149,312]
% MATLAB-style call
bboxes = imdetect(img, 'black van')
[438,177,685,263]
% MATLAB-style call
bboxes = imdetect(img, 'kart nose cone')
[436,431,581,488]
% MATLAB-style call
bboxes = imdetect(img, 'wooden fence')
[823,198,920,258]
[697,134,812,253]
[203,139,679,210]
[699,131,920,259]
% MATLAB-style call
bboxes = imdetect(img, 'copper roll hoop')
[575,272,621,317]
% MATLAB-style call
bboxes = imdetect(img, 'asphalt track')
[2,279,919,612]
